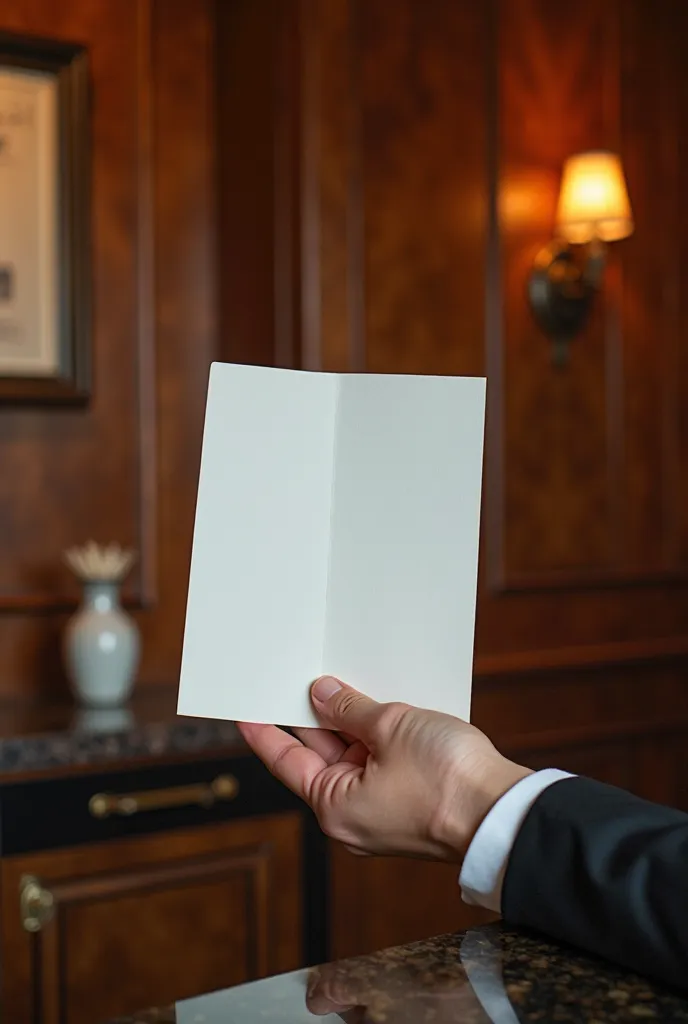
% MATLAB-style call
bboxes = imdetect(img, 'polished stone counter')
[108,922,688,1023]
[0,689,243,778]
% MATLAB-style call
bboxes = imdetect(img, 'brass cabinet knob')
[20,875,55,933]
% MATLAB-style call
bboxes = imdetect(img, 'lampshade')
[555,151,634,244]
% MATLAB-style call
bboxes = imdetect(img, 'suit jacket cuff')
[459,768,574,912]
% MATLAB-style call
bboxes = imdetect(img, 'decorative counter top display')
[107,923,688,1024]
[0,688,243,778]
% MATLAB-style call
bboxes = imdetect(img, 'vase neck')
[82,581,120,612]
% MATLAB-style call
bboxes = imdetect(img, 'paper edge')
[177,364,488,727]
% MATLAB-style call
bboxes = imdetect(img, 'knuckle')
[317,807,348,843]
[373,701,411,742]
[310,777,358,846]
[334,689,366,719]
[270,741,297,777]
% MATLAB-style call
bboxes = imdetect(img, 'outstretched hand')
[237,677,530,861]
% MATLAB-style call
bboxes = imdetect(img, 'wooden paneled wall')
[1,0,687,950]
[219,0,688,770]
[0,0,216,697]
[217,0,688,956]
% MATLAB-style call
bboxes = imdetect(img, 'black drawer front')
[0,754,304,855]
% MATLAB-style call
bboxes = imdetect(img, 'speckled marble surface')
[0,690,244,777]
[105,923,688,1023]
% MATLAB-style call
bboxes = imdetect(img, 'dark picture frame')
[0,31,90,404]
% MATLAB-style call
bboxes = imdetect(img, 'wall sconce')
[528,151,634,366]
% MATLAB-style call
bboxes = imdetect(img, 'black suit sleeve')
[501,776,688,991]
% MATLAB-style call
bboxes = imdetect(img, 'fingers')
[306,969,360,1017]
[341,739,369,768]
[306,991,355,1017]
[311,678,382,744]
[292,726,347,764]
[237,723,324,804]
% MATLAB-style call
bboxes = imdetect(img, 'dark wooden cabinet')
[0,749,328,1024]
[1,813,302,1024]
[330,845,495,961]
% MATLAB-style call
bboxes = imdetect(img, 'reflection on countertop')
[106,923,688,1024]
[0,688,244,778]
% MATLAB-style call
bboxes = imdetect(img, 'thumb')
[311,677,381,741]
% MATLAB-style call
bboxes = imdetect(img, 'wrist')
[432,752,533,860]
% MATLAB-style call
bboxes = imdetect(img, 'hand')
[237,678,531,861]
[305,958,487,1022]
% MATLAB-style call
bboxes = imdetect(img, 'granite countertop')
[107,923,688,1023]
[0,689,245,779]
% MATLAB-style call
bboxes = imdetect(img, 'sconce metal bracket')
[528,240,605,366]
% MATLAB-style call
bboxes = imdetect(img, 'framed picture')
[0,31,90,404]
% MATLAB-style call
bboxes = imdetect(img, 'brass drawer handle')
[20,875,55,933]
[88,774,239,819]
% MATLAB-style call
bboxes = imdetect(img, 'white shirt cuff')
[459,768,574,913]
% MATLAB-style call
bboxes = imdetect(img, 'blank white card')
[178,363,486,728]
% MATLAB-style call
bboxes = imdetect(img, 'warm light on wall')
[528,150,634,365]
[556,152,633,243]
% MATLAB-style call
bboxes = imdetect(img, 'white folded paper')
[178,363,485,728]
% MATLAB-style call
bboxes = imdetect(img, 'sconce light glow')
[528,150,634,366]
[556,151,634,244]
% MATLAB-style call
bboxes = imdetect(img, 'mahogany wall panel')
[140,0,217,686]
[358,0,486,380]
[0,0,151,612]
[216,0,289,369]
[492,0,688,589]
[495,0,616,582]
[476,0,688,670]
[2,0,687,820]
[0,0,217,696]
[215,0,688,960]
[676,0,688,567]
[285,0,688,673]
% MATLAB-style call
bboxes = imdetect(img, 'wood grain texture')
[1,813,301,1023]
[490,0,688,589]
[676,0,688,568]
[134,0,157,607]
[287,0,688,670]
[330,844,496,961]
[136,0,217,687]
[0,0,153,614]
[0,0,217,695]
[2,0,688,967]
[476,0,688,662]
[494,0,617,581]
[358,0,486,379]
[216,0,290,369]
[282,0,688,957]
[472,661,688,755]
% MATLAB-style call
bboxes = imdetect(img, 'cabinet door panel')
[2,814,301,1024]
[330,845,495,960]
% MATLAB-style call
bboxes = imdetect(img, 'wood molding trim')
[134,0,158,609]
[474,633,688,677]
[500,717,688,757]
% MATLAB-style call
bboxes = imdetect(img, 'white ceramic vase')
[64,580,140,708]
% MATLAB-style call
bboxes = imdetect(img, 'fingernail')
[312,676,342,704]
